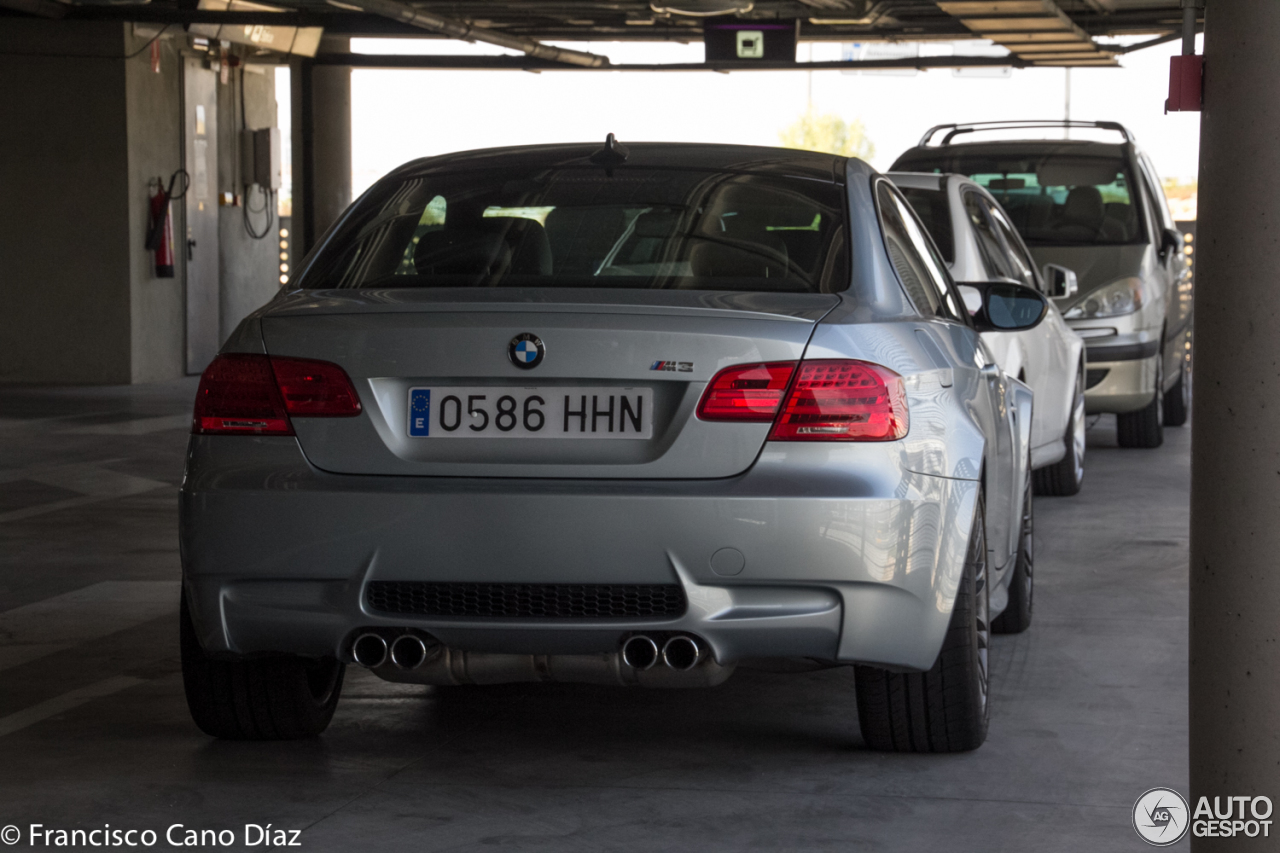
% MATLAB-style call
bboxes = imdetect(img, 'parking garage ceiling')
[1,0,1196,68]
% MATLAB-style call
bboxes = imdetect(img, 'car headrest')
[631,210,681,238]
[1061,186,1105,228]
[506,219,553,276]
[413,228,510,277]
[413,218,552,278]
[687,237,788,280]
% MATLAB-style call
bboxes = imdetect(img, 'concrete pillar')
[291,37,351,254]
[1189,2,1280,846]
[0,21,185,384]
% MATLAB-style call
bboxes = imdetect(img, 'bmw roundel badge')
[508,333,545,369]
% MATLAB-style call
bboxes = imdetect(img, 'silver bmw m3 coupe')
[180,140,1043,752]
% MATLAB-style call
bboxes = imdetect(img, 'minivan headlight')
[1064,276,1144,319]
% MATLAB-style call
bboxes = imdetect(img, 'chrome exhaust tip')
[662,635,700,671]
[621,635,659,670]
[352,633,388,668]
[390,634,429,670]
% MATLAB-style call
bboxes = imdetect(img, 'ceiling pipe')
[1181,0,1201,56]
[335,0,609,67]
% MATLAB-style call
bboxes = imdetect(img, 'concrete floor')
[0,380,1189,852]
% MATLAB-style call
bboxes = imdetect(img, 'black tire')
[1163,354,1189,427]
[1032,369,1085,497]
[854,492,991,753]
[1116,357,1164,448]
[993,467,1033,634]
[181,595,345,740]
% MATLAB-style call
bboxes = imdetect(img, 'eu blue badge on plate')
[408,389,430,436]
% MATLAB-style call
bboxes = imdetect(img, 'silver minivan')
[892,121,1193,448]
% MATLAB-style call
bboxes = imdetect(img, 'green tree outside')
[779,108,876,161]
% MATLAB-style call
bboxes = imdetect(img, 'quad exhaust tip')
[352,633,388,668]
[621,635,660,670]
[390,634,429,670]
[662,635,700,671]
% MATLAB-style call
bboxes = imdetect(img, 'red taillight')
[769,360,908,442]
[270,357,363,417]
[697,362,798,421]
[193,354,360,435]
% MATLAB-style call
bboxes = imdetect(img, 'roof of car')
[384,142,851,184]
[892,139,1132,171]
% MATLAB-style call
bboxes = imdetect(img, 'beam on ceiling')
[937,0,1114,66]
[329,0,609,66]
[308,52,1046,70]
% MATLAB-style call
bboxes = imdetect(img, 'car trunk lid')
[258,288,838,478]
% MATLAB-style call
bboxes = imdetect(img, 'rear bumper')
[180,435,978,673]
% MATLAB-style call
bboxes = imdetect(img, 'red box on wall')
[1167,55,1204,112]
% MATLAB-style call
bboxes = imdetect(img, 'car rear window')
[898,186,955,263]
[300,167,849,293]
[892,152,1143,247]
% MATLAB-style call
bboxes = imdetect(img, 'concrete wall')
[124,27,185,384]
[217,65,281,343]
[0,21,282,384]
[0,22,134,384]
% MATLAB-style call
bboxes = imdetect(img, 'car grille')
[1085,368,1110,389]
[365,581,687,619]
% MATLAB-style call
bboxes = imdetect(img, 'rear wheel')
[993,466,1034,634]
[180,595,345,740]
[1163,352,1190,427]
[854,492,991,753]
[1033,370,1085,496]
[1116,356,1164,448]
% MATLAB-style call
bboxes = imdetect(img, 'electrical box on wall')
[1166,55,1203,112]
[240,127,281,189]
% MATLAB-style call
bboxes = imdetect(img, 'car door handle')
[188,238,197,260]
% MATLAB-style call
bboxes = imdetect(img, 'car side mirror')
[1041,263,1078,298]
[957,281,1049,333]
[1160,227,1183,260]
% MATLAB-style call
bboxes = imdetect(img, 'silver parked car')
[892,121,1193,448]
[180,141,1044,752]
[891,171,1087,495]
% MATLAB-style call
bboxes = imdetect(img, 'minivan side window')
[877,182,961,320]
[963,191,1016,282]
[983,198,1039,290]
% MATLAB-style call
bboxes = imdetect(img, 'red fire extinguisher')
[146,169,188,278]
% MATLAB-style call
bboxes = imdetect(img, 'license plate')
[407,387,653,439]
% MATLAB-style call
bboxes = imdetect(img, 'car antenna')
[589,133,629,174]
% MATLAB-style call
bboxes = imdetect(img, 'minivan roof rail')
[917,120,1135,147]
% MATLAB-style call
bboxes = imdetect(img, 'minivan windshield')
[892,152,1143,247]
[300,167,849,293]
